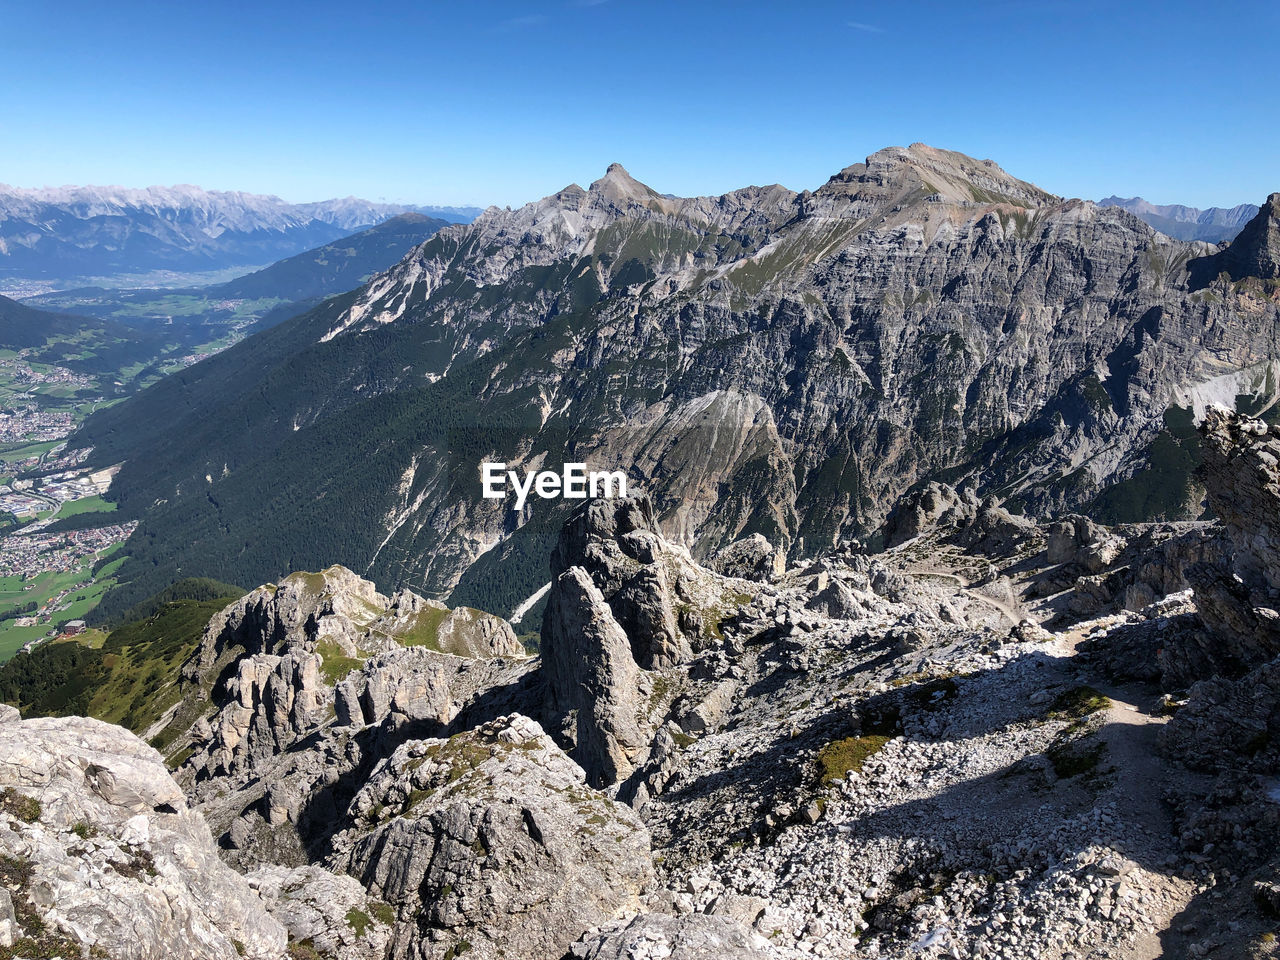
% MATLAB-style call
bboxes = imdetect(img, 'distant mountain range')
[0,183,479,290]
[1098,195,1259,242]
[162,212,452,334]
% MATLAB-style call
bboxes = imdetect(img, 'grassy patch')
[345,908,372,937]
[166,745,196,770]
[0,438,63,463]
[317,640,365,685]
[0,544,128,663]
[1049,686,1111,720]
[0,594,233,745]
[0,787,41,823]
[816,735,891,785]
[108,844,157,880]
[398,605,448,650]
[52,495,117,520]
[405,789,431,811]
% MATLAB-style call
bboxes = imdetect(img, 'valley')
[0,212,458,663]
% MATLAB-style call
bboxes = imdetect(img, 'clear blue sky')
[2,0,1276,209]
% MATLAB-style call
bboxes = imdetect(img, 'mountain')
[0,183,471,289]
[0,214,452,469]
[1222,192,1280,280]
[414,203,484,222]
[209,212,452,319]
[1098,195,1258,242]
[70,144,1280,623]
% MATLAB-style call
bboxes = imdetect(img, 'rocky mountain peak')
[816,142,1058,212]
[587,162,661,208]
[1223,190,1280,280]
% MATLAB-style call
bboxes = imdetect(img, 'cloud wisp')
[498,14,547,30]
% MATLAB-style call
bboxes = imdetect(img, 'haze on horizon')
[2,0,1276,210]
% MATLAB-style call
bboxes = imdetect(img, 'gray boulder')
[331,714,654,960]
[709,534,783,581]
[249,864,392,960]
[883,482,979,546]
[0,711,286,959]
[805,578,866,620]
[1046,514,1123,571]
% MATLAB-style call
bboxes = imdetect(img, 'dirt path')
[894,556,1199,957]
[1050,629,1199,960]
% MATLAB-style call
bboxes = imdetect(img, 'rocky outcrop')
[543,566,651,787]
[431,603,525,658]
[1160,409,1280,769]
[0,705,286,959]
[1160,657,1280,771]
[569,913,781,959]
[1046,515,1123,571]
[950,504,1039,558]
[1222,192,1280,282]
[175,566,521,784]
[541,496,760,786]
[188,566,520,683]
[709,533,784,582]
[248,865,393,960]
[1050,521,1220,621]
[198,649,328,779]
[883,482,1038,561]
[191,647,536,871]
[883,482,980,546]
[332,649,453,730]
[185,566,384,679]
[331,714,655,960]
[545,496,756,669]
[1187,408,1280,666]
